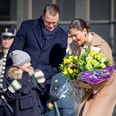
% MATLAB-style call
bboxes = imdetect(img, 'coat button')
[54,86,58,91]
[47,102,53,110]
[54,79,58,83]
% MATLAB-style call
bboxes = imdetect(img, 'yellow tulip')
[100,63,106,68]
[73,69,79,73]
[64,58,70,65]
[63,70,68,75]
[74,56,78,60]
[68,67,73,74]
[87,59,92,64]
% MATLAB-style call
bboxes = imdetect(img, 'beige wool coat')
[77,32,116,116]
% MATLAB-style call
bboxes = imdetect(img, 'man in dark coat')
[7,3,68,114]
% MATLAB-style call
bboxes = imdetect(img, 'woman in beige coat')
[68,18,116,116]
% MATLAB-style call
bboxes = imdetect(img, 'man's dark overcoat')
[8,16,68,84]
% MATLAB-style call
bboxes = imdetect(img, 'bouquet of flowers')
[60,55,80,81]
[59,47,115,84]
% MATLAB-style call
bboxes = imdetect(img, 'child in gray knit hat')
[10,50,31,66]
[4,50,45,116]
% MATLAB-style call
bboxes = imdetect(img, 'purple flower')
[79,66,115,84]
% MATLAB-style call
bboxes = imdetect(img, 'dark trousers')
[40,84,50,114]
[0,104,13,116]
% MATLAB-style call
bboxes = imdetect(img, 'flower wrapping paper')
[60,47,115,84]
[79,66,115,84]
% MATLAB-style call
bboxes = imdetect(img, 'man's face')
[43,11,59,32]
[2,38,14,49]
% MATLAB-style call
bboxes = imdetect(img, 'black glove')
[32,75,45,96]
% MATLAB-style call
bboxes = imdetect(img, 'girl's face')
[19,62,31,72]
[69,28,87,46]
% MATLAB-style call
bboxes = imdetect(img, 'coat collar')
[32,16,59,51]
[32,17,43,50]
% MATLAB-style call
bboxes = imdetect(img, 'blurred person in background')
[0,28,15,116]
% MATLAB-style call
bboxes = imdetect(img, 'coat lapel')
[31,18,59,51]
[32,19,43,50]
[42,34,56,51]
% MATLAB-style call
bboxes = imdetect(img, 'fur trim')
[7,67,23,79]
[7,66,35,80]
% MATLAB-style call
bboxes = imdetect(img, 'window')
[0,0,16,37]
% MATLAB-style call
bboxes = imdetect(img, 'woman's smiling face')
[69,28,87,46]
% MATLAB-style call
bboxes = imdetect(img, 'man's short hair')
[43,3,60,16]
